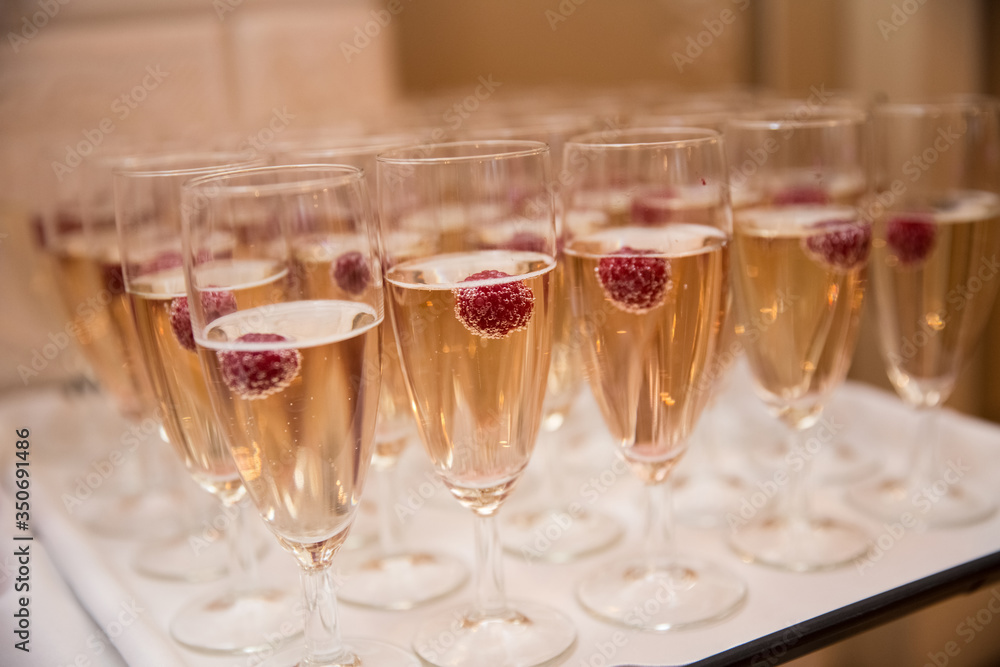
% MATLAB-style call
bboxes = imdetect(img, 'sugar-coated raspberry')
[169,291,238,352]
[886,215,936,265]
[453,270,534,339]
[802,221,871,271]
[218,333,301,400]
[597,246,670,313]
[773,186,829,206]
[332,251,370,296]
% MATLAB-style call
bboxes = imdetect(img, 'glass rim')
[725,108,867,131]
[271,133,426,160]
[111,151,264,179]
[376,140,550,165]
[565,126,722,149]
[874,95,1000,117]
[183,163,366,198]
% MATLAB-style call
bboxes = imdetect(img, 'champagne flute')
[455,116,625,562]
[115,152,303,654]
[849,98,1000,527]
[271,135,469,610]
[377,141,576,666]
[562,127,746,630]
[183,164,417,666]
[726,109,871,571]
[45,154,192,543]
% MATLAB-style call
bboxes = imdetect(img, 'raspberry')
[886,215,936,265]
[453,270,534,339]
[630,188,677,225]
[803,221,871,271]
[773,186,829,206]
[169,291,238,352]
[218,333,301,400]
[597,247,670,313]
[332,251,370,296]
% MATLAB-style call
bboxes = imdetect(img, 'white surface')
[2,367,1000,667]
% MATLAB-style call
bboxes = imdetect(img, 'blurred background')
[1,0,999,664]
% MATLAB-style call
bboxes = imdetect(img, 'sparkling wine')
[871,190,1000,407]
[291,233,412,467]
[565,224,729,484]
[129,260,285,501]
[51,229,154,421]
[385,251,553,513]
[198,300,381,557]
[732,205,868,425]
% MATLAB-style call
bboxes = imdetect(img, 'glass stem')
[473,513,508,619]
[904,407,941,493]
[643,482,674,573]
[544,431,568,508]
[785,425,812,536]
[376,459,402,555]
[300,566,353,667]
[222,498,256,594]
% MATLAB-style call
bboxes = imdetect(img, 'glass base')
[848,475,996,528]
[577,555,746,631]
[132,530,269,583]
[260,637,419,667]
[170,585,303,655]
[730,514,869,572]
[501,505,623,563]
[337,551,468,610]
[413,600,576,667]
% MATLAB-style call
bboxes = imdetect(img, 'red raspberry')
[886,215,936,265]
[597,246,670,313]
[630,188,677,225]
[803,221,871,271]
[773,186,829,206]
[218,333,301,400]
[453,270,534,339]
[169,291,238,352]
[332,251,370,296]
